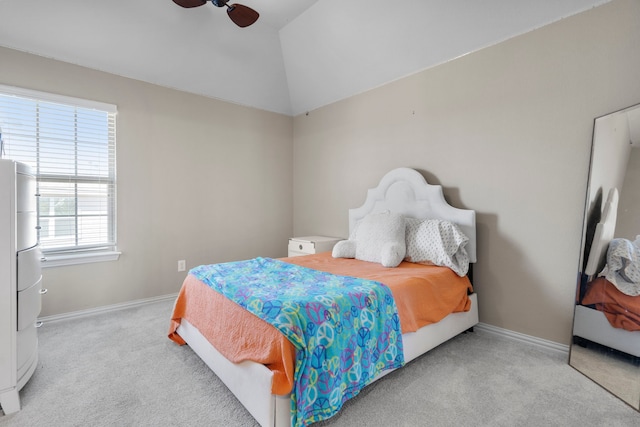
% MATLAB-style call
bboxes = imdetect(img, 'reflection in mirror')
[570,103,640,410]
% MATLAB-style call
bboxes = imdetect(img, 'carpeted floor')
[1,299,638,426]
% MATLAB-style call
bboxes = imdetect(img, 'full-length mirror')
[570,103,640,410]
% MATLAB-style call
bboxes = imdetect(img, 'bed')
[573,187,640,357]
[168,167,479,426]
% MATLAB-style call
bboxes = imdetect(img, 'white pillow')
[405,218,470,276]
[332,211,406,268]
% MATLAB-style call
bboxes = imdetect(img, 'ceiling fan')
[172,0,259,28]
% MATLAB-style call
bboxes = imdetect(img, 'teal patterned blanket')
[190,257,405,427]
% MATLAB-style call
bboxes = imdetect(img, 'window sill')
[41,251,121,268]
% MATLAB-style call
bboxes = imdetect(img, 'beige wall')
[0,47,294,317]
[589,109,632,224]
[617,148,640,240]
[292,0,640,344]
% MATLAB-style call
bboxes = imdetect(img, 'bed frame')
[574,187,640,357]
[176,167,479,426]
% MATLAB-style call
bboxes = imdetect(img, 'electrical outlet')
[178,260,186,272]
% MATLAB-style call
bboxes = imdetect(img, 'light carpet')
[1,299,638,426]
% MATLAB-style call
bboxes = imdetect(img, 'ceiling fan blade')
[172,0,207,8]
[227,4,259,27]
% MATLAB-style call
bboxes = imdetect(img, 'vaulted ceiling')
[0,0,611,116]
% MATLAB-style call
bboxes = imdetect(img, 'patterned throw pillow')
[600,237,640,296]
[405,218,470,276]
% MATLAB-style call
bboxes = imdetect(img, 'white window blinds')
[0,85,117,256]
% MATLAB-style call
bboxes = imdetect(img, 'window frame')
[0,84,119,267]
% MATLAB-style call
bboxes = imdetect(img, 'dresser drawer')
[17,211,38,250]
[16,171,37,213]
[17,277,42,331]
[288,236,341,257]
[18,245,43,291]
[17,322,38,374]
[288,239,316,255]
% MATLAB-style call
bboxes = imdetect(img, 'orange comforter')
[168,252,473,394]
[582,277,640,331]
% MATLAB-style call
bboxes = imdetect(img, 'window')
[0,85,118,266]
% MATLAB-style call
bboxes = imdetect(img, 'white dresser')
[0,159,44,415]
[288,236,342,257]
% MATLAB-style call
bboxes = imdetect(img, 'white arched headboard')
[349,168,477,263]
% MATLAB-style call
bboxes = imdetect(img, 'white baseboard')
[38,293,178,324]
[37,296,570,357]
[475,322,570,355]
